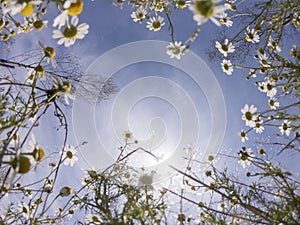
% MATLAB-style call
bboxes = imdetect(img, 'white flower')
[52,16,89,47]
[259,54,270,68]
[176,0,191,9]
[146,16,165,31]
[166,41,186,59]
[85,214,103,224]
[61,145,78,166]
[131,7,147,23]
[268,98,279,109]
[254,120,264,134]
[241,104,257,128]
[53,10,69,29]
[258,79,277,98]
[18,202,30,219]
[267,36,281,53]
[219,12,233,27]
[221,59,233,75]
[279,120,292,136]
[53,78,75,105]
[215,39,235,57]
[239,130,248,142]
[151,1,166,12]
[238,148,254,168]
[190,0,229,26]
[245,27,260,43]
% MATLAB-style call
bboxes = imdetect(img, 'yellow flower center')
[45,47,56,59]
[11,156,31,174]
[33,20,45,31]
[63,81,72,92]
[21,3,34,17]
[68,0,84,16]
[195,0,214,18]
[177,0,187,9]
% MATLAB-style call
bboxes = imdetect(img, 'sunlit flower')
[238,147,254,168]
[18,202,30,219]
[259,53,270,68]
[267,36,281,53]
[279,120,292,136]
[215,39,235,57]
[52,16,89,47]
[146,16,165,31]
[131,7,147,23]
[245,27,259,43]
[254,120,264,134]
[85,214,103,224]
[53,78,75,105]
[53,10,69,29]
[219,12,233,27]
[239,130,248,142]
[221,59,233,75]
[176,0,191,9]
[61,145,78,166]
[26,134,45,162]
[241,104,257,128]
[260,79,277,98]
[59,186,73,197]
[268,98,279,109]
[166,41,186,59]
[190,0,229,26]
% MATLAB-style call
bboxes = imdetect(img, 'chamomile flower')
[279,120,292,136]
[267,36,281,53]
[166,41,186,59]
[262,79,277,98]
[268,98,279,109]
[26,134,44,162]
[53,78,75,105]
[241,104,257,128]
[190,0,229,26]
[221,59,233,75]
[259,54,271,68]
[254,120,264,134]
[219,12,233,27]
[61,145,78,166]
[52,16,89,47]
[146,16,165,31]
[176,0,191,9]
[239,130,248,142]
[85,214,103,224]
[215,39,235,57]
[245,27,260,43]
[131,7,147,23]
[18,202,30,219]
[238,147,254,168]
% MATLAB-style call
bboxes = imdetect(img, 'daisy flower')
[61,145,78,166]
[131,7,147,23]
[53,78,75,105]
[238,147,254,168]
[267,36,281,53]
[52,16,89,47]
[26,134,44,162]
[176,0,191,9]
[239,130,248,142]
[59,186,73,197]
[215,39,235,57]
[85,214,103,224]
[146,16,165,31]
[245,27,260,43]
[259,54,270,68]
[189,0,229,26]
[268,98,279,109]
[219,12,233,27]
[221,59,233,75]
[279,120,292,136]
[254,120,264,134]
[166,41,186,59]
[18,202,30,219]
[241,104,257,128]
